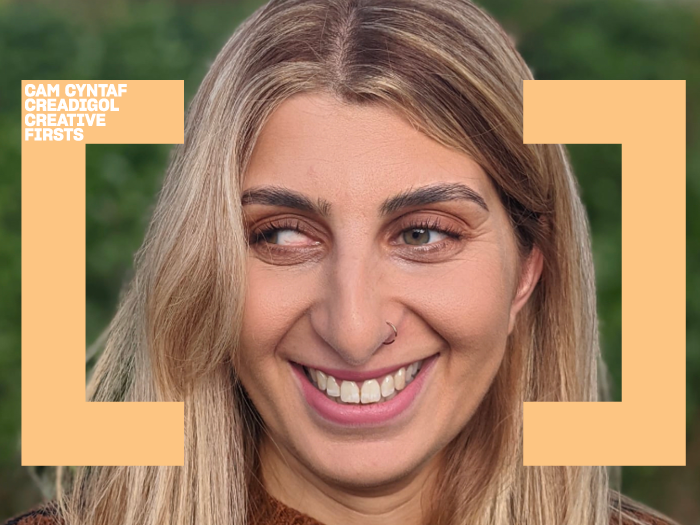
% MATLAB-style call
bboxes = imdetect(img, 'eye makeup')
[247,213,469,260]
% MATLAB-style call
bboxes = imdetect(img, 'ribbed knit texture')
[248,480,324,525]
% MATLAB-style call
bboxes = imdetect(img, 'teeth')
[394,367,406,390]
[360,379,381,404]
[316,370,327,390]
[340,381,360,403]
[406,362,416,384]
[303,359,424,405]
[326,376,340,397]
[380,375,395,397]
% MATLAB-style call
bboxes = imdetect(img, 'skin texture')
[237,92,543,525]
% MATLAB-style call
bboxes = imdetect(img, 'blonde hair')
[56,0,678,524]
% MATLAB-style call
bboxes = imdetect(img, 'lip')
[290,353,439,427]
[293,359,424,382]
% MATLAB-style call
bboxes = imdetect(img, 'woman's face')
[237,92,542,493]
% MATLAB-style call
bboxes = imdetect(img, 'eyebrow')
[240,181,489,218]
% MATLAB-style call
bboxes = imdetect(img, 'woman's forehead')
[243,92,495,207]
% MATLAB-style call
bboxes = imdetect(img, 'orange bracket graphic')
[22,80,184,466]
[21,80,685,466]
[523,80,686,466]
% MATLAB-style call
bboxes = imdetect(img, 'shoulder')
[609,489,682,525]
[3,502,62,525]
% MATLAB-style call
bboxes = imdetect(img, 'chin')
[277,401,454,490]
[293,432,437,490]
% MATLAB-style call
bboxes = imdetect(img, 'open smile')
[290,353,440,426]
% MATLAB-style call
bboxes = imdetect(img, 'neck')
[258,434,442,525]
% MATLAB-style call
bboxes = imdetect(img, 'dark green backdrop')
[0,0,697,522]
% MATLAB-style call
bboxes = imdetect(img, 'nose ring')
[382,321,398,345]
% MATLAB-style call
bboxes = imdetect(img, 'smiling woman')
[5,1,681,525]
[235,94,544,513]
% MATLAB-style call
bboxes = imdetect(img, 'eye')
[398,216,464,247]
[249,218,319,248]
[248,215,466,257]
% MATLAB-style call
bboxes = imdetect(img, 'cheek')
[405,243,514,378]
[239,264,310,358]
[236,267,287,395]
[236,263,319,407]
[423,254,511,342]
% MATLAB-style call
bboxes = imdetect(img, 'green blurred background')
[0,0,698,521]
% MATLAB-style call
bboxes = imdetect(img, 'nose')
[312,246,397,367]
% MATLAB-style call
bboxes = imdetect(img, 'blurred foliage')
[0,0,697,521]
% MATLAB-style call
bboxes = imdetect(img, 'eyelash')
[248,216,465,256]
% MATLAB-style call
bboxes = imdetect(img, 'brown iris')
[403,228,431,245]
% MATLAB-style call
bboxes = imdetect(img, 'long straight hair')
[56,0,675,524]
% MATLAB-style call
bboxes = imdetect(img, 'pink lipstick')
[290,353,439,427]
